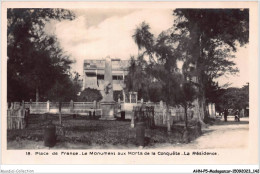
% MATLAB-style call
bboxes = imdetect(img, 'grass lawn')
[7,114,202,149]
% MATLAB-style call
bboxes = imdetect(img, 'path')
[156,117,249,149]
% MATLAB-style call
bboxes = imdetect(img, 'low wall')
[23,101,101,115]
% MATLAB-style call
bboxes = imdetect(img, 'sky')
[44,8,249,88]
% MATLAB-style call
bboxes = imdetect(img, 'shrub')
[113,90,123,101]
[77,88,102,102]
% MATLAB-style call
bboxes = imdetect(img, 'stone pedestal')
[99,56,116,120]
[99,101,116,120]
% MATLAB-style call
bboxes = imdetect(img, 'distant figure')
[235,109,240,122]
[224,109,228,122]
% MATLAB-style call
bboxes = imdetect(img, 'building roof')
[84,59,130,71]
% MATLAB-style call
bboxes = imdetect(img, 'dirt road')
[157,117,249,149]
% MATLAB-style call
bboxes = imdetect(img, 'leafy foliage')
[132,21,154,55]
[218,83,249,111]
[46,72,82,102]
[174,9,249,51]
[77,88,102,102]
[124,56,150,101]
[173,9,249,84]
[175,82,198,108]
[127,21,198,109]
[113,90,123,101]
[173,9,249,118]
[7,8,75,102]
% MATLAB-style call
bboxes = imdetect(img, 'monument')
[99,56,116,120]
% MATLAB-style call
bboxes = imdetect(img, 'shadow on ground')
[215,120,249,125]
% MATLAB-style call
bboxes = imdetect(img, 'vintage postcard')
[1,1,259,170]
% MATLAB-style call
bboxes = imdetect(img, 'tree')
[218,83,249,112]
[77,88,102,102]
[129,22,194,132]
[46,72,82,102]
[173,9,249,121]
[176,82,198,129]
[113,90,123,101]
[132,21,154,56]
[124,56,150,101]
[204,79,225,112]
[7,8,75,102]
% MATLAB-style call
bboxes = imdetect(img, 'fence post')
[21,100,25,110]
[164,102,171,133]
[131,106,136,128]
[160,101,166,125]
[70,100,74,112]
[118,98,121,113]
[93,100,97,109]
[212,103,216,117]
[22,100,26,129]
[160,100,163,109]
[167,109,171,133]
[21,100,25,115]
[47,100,50,112]
[29,99,32,112]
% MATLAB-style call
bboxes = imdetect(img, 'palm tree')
[132,22,154,56]
[124,56,149,99]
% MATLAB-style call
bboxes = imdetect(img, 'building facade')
[83,58,130,97]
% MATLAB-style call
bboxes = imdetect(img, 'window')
[118,76,123,80]
[124,92,137,103]
[131,93,137,103]
[113,75,123,80]
[84,63,90,68]
[112,76,117,80]
[86,72,95,77]
[97,75,104,80]
[124,93,130,103]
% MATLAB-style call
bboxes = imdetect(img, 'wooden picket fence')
[131,102,195,127]
[129,102,195,128]
[7,102,29,130]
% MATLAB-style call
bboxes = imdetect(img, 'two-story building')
[83,58,130,98]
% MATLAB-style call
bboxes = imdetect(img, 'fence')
[7,102,29,130]
[11,99,200,128]
[124,100,195,128]
[23,101,101,116]
[146,102,194,127]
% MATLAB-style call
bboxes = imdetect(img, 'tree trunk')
[199,91,206,120]
[192,77,206,125]
[184,105,188,129]
[166,104,171,133]
[59,101,62,125]
[36,87,39,102]
[198,91,207,126]
[196,33,207,124]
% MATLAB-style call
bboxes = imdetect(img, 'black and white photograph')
[1,1,258,169]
